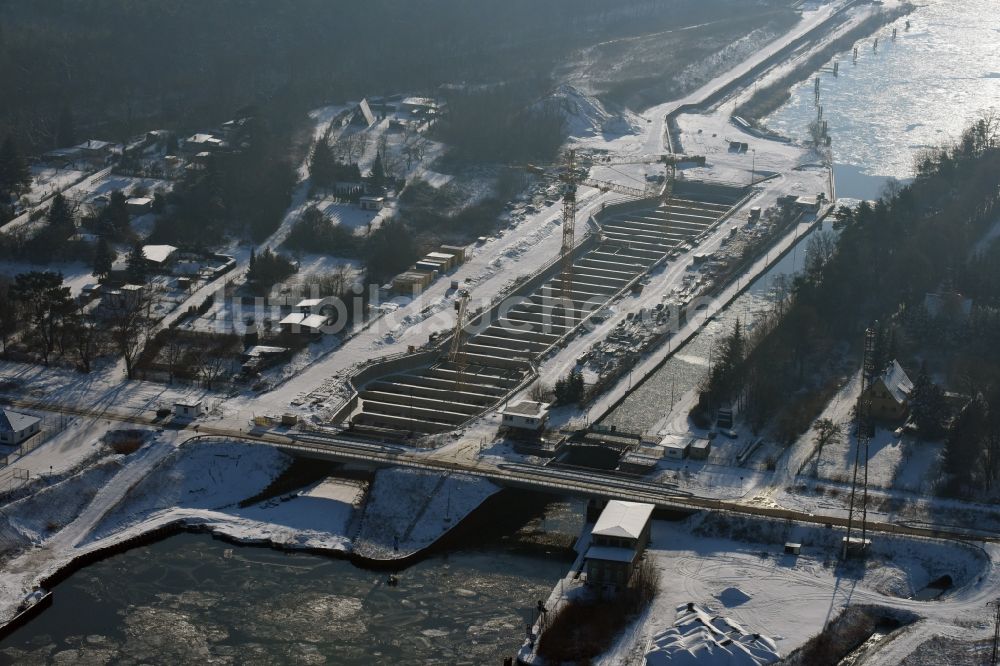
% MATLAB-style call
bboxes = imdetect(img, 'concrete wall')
[330,349,441,424]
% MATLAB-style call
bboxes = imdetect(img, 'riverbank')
[0,436,502,634]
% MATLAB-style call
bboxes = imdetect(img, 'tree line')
[0,0,727,153]
[697,115,1000,450]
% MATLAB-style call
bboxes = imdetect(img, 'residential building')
[279,312,328,335]
[864,360,913,421]
[0,409,41,446]
[184,133,226,153]
[74,139,115,163]
[126,197,153,215]
[142,244,178,270]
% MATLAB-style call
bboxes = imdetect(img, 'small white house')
[660,434,697,460]
[279,312,328,335]
[293,298,324,314]
[126,197,153,215]
[175,401,204,418]
[0,409,41,446]
[500,400,549,432]
[142,244,178,269]
[360,195,385,211]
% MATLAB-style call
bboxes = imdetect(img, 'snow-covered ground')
[352,467,499,560]
[1,5,971,664]
[595,516,992,666]
[22,167,87,206]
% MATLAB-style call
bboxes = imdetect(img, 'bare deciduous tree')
[108,289,153,380]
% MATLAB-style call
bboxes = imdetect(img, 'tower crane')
[525,150,704,317]
[448,289,471,391]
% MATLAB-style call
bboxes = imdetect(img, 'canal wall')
[590,205,831,429]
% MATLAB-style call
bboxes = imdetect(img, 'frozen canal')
[0,501,583,664]
[603,0,1000,432]
[768,0,1000,188]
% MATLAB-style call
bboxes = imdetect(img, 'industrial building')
[584,500,655,590]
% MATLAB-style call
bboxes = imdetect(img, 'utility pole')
[845,326,877,558]
[990,599,1000,665]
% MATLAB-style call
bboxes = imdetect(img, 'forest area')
[0,0,794,152]
[695,115,1000,497]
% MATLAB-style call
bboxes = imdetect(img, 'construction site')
[336,149,747,438]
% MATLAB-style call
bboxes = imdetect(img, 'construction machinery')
[526,150,705,316]
[448,289,471,390]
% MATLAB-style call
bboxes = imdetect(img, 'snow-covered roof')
[660,433,694,449]
[142,244,177,264]
[75,139,113,151]
[502,400,548,418]
[245,345,288,357]
[585,545,638,564]
[878,360,913,404]
[280,313,328,330]
[401,97,437,108]
[126,197,152,207]
[357,98,376,127]
[592,500,654,540]
[295,298,324,309]
[0,409,40,433]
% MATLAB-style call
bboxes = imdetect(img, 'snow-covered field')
[23,167,87,205]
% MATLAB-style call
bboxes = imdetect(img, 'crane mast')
[559,150,579,319]
[449,290,470,391]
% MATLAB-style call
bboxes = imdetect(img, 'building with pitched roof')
[0,409,41,446]
[864,360,913,421]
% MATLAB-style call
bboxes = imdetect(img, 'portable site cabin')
[500,401,550,433]
[175,401,204,418]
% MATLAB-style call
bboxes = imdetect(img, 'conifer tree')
[125,240,147,284]
[0,135,31,202]
[46,193,75,233]
[92,236,116,281]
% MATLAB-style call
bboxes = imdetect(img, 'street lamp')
[750,149,757,185]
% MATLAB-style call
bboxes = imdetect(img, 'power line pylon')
[989,598,1000,665]
[844,325,877,558]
